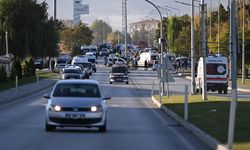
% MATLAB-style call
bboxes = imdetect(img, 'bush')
[0,66,7,84]
[22,57,36,77]
[10,59,22,80]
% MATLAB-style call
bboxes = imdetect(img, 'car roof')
[56,79,99,85]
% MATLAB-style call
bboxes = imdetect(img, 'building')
[129,19,159,37]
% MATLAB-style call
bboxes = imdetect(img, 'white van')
[137,52,159,67]
[196,55,228,94]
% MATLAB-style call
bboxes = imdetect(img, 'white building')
[129,19,159,37]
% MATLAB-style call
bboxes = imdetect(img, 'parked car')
[44,79,111,132]
[34,58,44,70]
[109,65,129,84]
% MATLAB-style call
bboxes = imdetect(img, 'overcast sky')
[40,0,228,31]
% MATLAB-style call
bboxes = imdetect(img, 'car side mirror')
[103,95,111,100]
[43,93,50,99]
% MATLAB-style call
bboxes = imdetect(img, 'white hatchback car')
[44,80,111,132]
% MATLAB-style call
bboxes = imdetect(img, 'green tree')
[91,20,112,44]
[60,24,93,55]
[0,0,60,58]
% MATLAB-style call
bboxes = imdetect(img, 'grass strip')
[0,70,58,92]
[155,95,250,150]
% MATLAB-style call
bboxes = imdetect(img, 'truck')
[196,55,228,94]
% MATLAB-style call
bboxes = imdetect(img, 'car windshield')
[57,59,67,64]
[88,58,96,63]
[112,67,127,73]
[53,83,101,97]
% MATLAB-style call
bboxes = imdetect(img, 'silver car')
[44,80,111,132]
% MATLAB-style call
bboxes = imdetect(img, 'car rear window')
[64,69,79,74]
[206,64,227,75]
[111,67,127,73]
[53,83,101,97]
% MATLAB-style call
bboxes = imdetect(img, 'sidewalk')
[0,79,57,105]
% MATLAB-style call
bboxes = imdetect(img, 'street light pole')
[145,0,164,97]
[218,0,221,54]
[242,0,245,83]
[124,0,128,58]
[54,0,57,20]
[191,0,196,94]
[227,0,238,149]
[201,0,207,100]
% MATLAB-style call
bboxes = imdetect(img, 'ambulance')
[196,55,228,94]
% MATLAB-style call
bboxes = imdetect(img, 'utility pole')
[191,0,196,94]
[145,0,165,97]
[201,0,207,100]
[218,0,220,54]
[242,0,245,83]
[210,0,212,39]
[227,0,238,149]
[54,0,57,20]
[122,0,128,58]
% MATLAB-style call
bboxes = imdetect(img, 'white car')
[108,57,126,67]
[44,80,111,132]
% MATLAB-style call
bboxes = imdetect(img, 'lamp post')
[145,0,165,98]
[201,0,207,100]
[242,0,245,83]
[227,0,238,149]
[54,0,56,20]
[218,0,221,54]
[191,0,195,94]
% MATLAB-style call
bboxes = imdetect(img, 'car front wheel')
[99,122,106,132]
[45,122,56,132]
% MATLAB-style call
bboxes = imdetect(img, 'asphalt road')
[0,64,211,150]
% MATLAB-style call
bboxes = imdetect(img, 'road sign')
[162,57,175,82]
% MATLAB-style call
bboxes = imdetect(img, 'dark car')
[109,65,129,84]
[34,58,44,70]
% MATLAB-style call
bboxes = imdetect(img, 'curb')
[185,76,250,93]
[151,96,227,150]
[0,79,57,106]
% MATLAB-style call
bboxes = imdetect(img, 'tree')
[0,0,60,58]
[59,24,93,55]
[91,20,112,45]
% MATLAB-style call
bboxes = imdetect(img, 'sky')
[39,0,228,31]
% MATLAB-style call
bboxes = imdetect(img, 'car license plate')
[65,114,85,119]
[116,78,122,81]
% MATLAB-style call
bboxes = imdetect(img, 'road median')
[151,95,250,150]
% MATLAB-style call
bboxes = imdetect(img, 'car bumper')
[46,111,106,127]
[110,77,128,82]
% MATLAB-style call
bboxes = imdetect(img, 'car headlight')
[90,106,101,112]
[49,105,62,112]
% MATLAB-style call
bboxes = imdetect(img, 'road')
[0,64,212,150]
